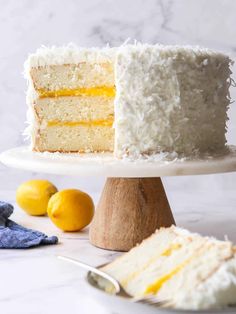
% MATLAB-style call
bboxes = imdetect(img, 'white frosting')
[175,257,236,309]
[24,70,38,144]
[24,43,116,69]
[114,44,233,158]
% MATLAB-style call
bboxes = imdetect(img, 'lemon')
[47,189,94,232]
[16,180,58,216]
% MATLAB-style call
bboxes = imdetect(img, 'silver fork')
[57,255,172,308]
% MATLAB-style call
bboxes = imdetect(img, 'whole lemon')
[16,180,58,216]
[47,189,94,232]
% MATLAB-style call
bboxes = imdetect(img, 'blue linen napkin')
[0,201,58,248]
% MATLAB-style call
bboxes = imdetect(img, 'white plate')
[86,266,236,314]
[1,146,236,177]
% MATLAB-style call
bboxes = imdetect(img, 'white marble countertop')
[1,187,236,314]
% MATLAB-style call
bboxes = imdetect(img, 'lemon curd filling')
[121,243,182,287]
[47,118,114,127]
[161,243,182,257]
[145,258,191,295]
[38,86,116,98]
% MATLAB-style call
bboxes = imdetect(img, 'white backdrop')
[0,0,235,204]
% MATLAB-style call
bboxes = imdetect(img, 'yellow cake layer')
[34,124,114,152]
[31,63,114,91]
[38,86,116,98]
[34,96,114,122]
[47,119,114,127]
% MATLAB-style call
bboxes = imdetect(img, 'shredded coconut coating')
[114,44,233,158]
[24,43,116,69]
[174,257,236,309]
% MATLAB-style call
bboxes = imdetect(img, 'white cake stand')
[1,145,236,252]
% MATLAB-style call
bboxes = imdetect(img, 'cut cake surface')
[25,46,115,153]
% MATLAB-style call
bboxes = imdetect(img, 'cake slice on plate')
[96,226,236,310]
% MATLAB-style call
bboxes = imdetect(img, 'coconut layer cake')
[25,44,233,158]
[95,226,236,310]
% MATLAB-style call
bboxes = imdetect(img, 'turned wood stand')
[90,177,175,251]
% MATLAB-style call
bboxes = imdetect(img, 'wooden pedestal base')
[89,177,175,252]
